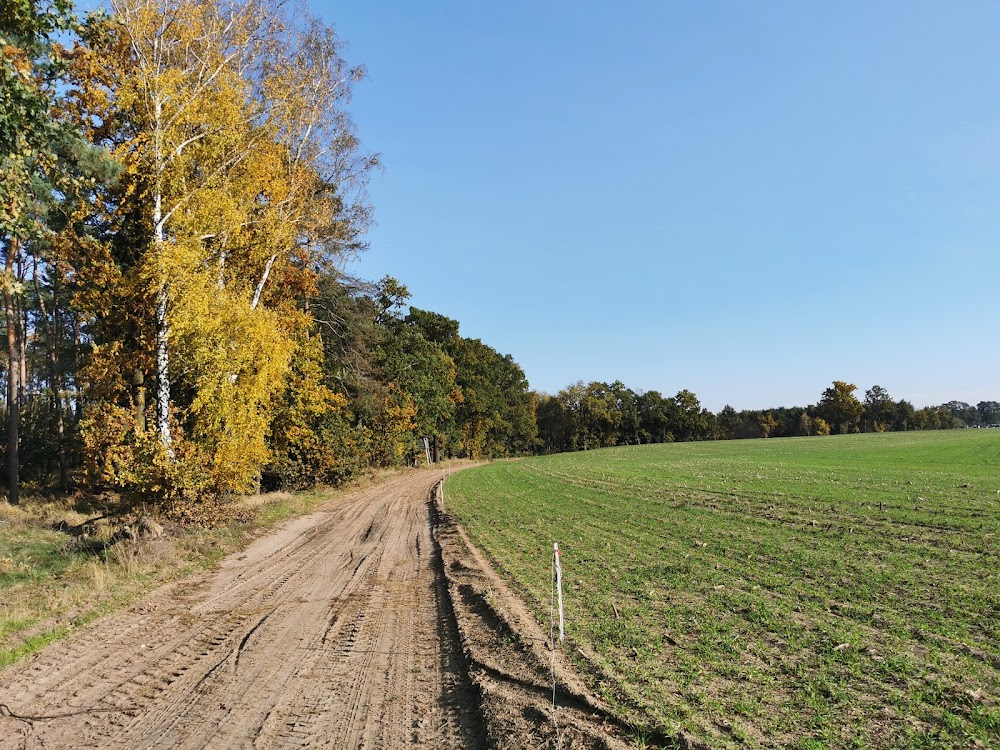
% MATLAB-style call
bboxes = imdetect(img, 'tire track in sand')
[0,471,486,750]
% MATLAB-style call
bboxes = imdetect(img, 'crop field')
[445,431,999,749]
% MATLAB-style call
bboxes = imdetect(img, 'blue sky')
[319,1,1000,411]
[89,1,1000,411]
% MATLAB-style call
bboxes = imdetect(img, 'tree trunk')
[153,95,173,452]
[52,273,67,490]
[34,257,68,489]
[49,280,69,492]
[17,285,27,405]
[155,283,171,449]
[250,254,277,311]
[56,380,67,490]
[73,313,82,423]
[4,238,21,504]
[134,366,146,433]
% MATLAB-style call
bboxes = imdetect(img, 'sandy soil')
[0,469,628,750]
[0,471,484,749]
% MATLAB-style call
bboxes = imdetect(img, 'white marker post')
[553,543,565,642]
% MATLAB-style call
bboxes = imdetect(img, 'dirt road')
[0,471,485,750]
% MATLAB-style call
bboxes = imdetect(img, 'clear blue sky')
[93,0,1000,411]
[321,0,1000,411]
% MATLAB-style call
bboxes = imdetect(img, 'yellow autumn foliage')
[168,260,294,494]
[72,0,379,514]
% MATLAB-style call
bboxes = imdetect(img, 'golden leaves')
[169,264,293,493]
[76,0,376,509]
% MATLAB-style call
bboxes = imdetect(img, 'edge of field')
[439,437,1000,749]
[432,476,679,750]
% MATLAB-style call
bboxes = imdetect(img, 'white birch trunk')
[250,254,277,311]
[153,95,172,451]
[155,283,171,449]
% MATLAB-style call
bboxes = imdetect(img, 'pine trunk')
[73,314,82,423]
[134,367,146,432]
[4,239,21,504]
[52,278,67,490]
[17,292,27,404]
[35,258,68,489]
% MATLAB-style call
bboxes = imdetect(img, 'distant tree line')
[535,380,998,453]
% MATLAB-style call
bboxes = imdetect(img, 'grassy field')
[445,431,999,749]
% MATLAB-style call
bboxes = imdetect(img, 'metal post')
[554,543,564,641]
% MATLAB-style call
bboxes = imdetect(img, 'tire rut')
[0,471,486,750]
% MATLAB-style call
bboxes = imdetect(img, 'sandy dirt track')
[0,471,486,750]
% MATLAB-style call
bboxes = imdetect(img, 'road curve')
[0,470,485,750]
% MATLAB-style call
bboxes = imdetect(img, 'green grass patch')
[446,431,1000,749]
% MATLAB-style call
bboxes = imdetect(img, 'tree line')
[536,380,998,453]
[0,0,535,515]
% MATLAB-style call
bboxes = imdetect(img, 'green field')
[445,431,999,749]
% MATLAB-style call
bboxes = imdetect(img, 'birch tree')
[77,0,375,503]
[105,0,269,448]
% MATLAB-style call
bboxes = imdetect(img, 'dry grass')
[237,490,295,510]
